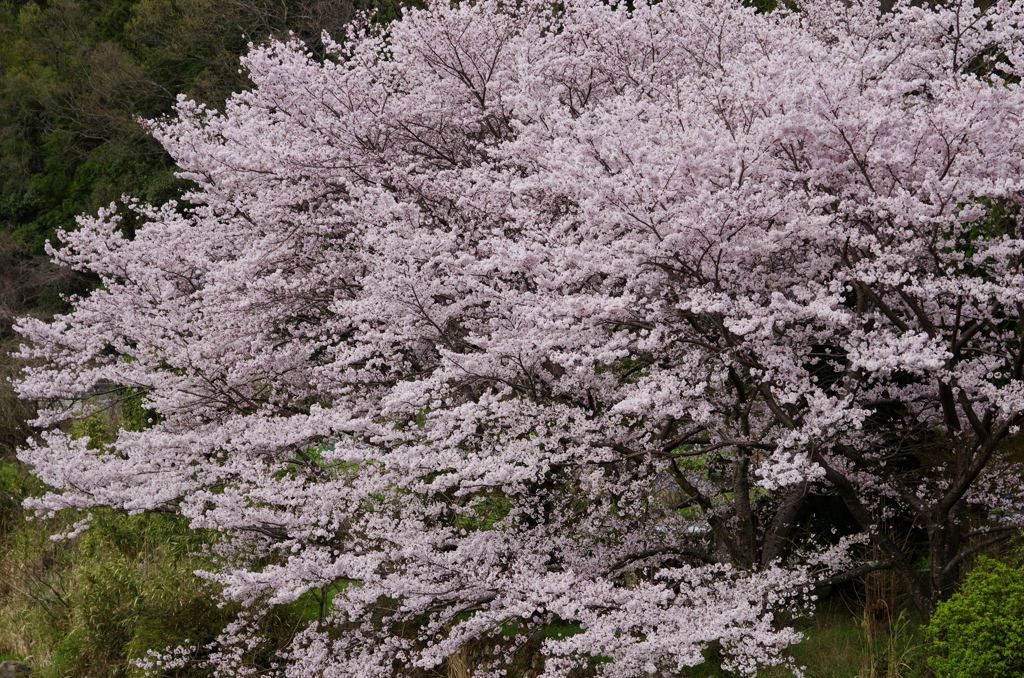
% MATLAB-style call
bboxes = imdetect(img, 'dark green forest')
[0,0,406,255]
[0,1,1021,677]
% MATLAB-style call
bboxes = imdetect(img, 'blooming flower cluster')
[15,0,1024,675]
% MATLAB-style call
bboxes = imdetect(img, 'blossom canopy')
[15,0,1024,675]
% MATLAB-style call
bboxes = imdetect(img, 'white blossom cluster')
[14,0,1024,675]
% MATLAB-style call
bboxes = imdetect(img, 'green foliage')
[0,0,179,253]
[0,459,39,536]
[454,493,512,532]
[0,0,409,255]
[0,456,318,678]
[926,557,1024,678]
[69,410,115,450]
[65,387,159,449]
[48,513,230,678]
[742,0,778,13]
[118,387,157,432]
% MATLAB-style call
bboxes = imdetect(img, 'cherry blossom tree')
[14,0,1024,674]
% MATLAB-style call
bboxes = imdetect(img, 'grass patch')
[674,600,926,678]
[0,460,234,678]
[789,605,925,678]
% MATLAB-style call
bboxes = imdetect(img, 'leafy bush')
[0,457,316,678]
[927,557,1024,678]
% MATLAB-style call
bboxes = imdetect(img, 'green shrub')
[0,457,318,678]
[49,512,235,678]
[926,557,1024,678]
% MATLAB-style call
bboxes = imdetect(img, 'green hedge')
[927,556,1024,678]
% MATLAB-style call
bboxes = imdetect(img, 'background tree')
[0,0,403,251]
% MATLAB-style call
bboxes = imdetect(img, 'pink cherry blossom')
[15,0,1024,674]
